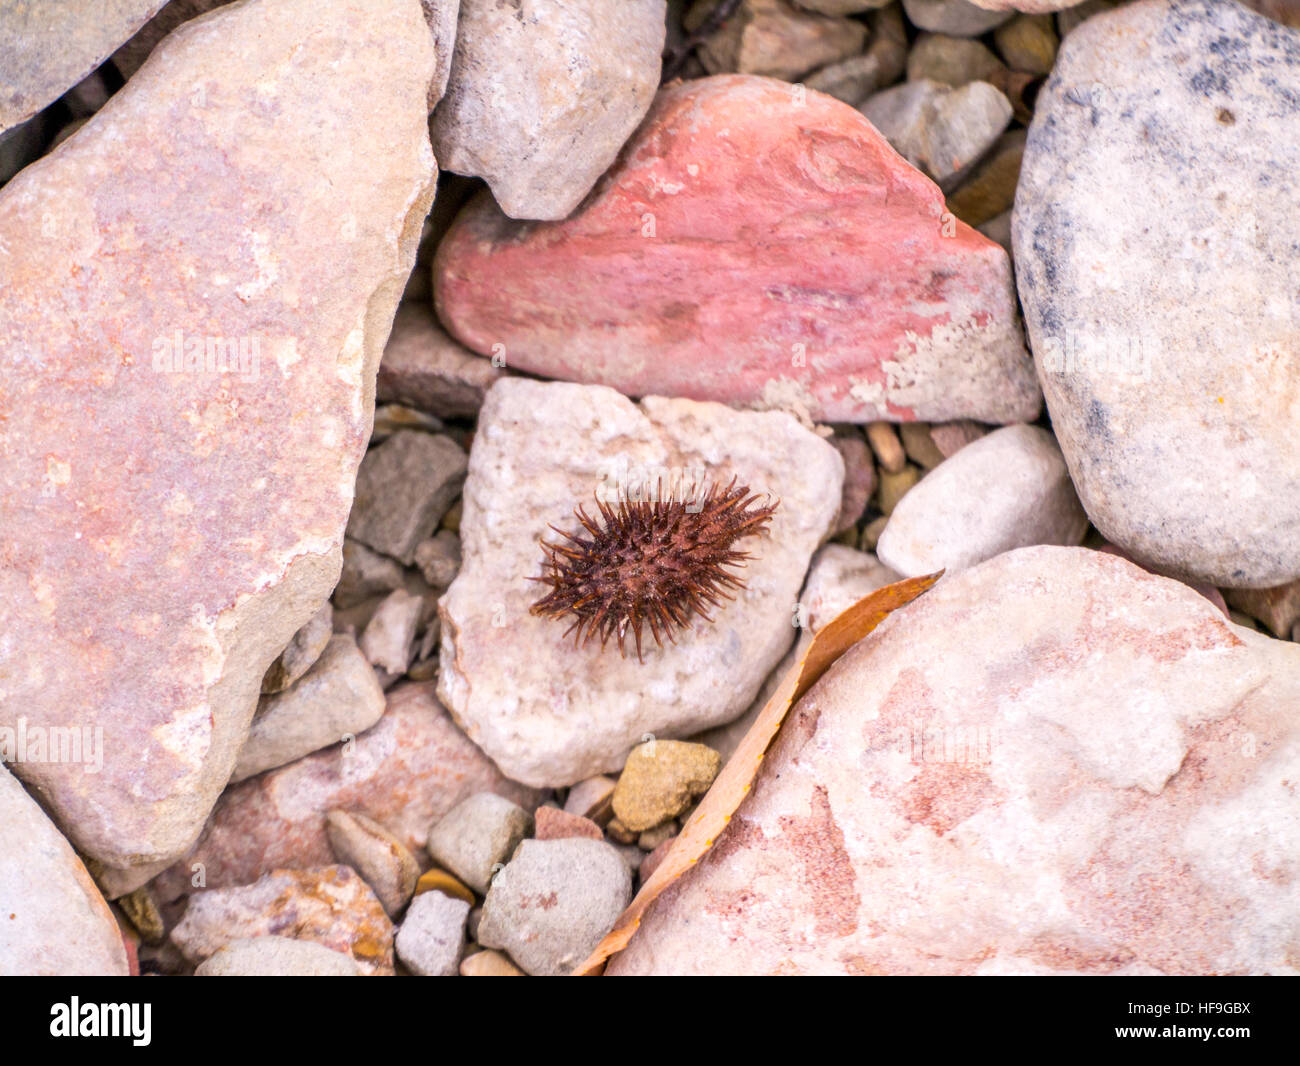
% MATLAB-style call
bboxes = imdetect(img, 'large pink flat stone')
[435,74,1040,424]
[0,0,437,889]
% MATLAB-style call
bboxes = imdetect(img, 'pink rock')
[435,74,1040,424]
[149,682,539,903]
[610,547,1300,974]
[170,865,395,975]
[829,433,876,535]
[0,0,437,890]
[534,806,605,842]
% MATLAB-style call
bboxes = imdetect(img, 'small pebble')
[325,810,420,918]
[612,740,721,833]
[865,421,906,474]
[876,464,922,516]
[460,949,525,977]
[899,422,946,470]
[195,936,362,977]
[395,890,470,977]
[427,793,534,895]
[414,868,476,906]
[563,775,616,825]
[638,822,677,852]
[358,588,423,677]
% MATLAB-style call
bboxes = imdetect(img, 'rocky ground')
[1,0,1298,977]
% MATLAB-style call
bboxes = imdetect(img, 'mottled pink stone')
[149,683,540,903]
[0,0,437,890]
[435,74,1040,424]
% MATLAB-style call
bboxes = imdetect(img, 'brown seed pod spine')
[530,478,778,662]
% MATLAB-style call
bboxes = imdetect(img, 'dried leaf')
[574,571,942,975]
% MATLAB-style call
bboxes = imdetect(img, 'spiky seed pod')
[530,478,778,662]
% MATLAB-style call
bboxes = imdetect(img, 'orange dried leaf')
[574,570,942,975]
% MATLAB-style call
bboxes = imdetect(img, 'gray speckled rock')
[1013,0,1300,587]
[437,379,843,788]
[0,765,128,975]
[479,838,632,976]
[861,78,1013,192]
[610,546,1300,975]
[395,890,470,976]
[431,0,666,220]
[195,935,362,976]
[877,424,1087,577]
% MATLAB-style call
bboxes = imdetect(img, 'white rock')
[359,588,425,677]
[431,0,667,220]
[610,546,1300,974]
[437,379,843,787]
[877,424,1087,577]
[1013,0,1300,587]
[395,890,470,976]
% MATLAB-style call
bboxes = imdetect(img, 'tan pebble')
[325,810,420,918]
[117,886,165,945]
[413,867,476,906]
[860,514,890,551]
[865,421,906,474]
[440,497,463,533]
[612,739,721,833]
[460,948,525,977]
[876,465,922,516]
